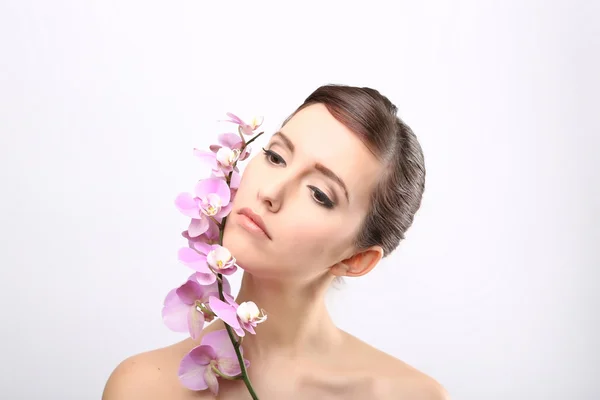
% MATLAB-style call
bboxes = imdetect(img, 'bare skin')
[103,319,447,400]
[102,104,449,399]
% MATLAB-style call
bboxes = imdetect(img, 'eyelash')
[261,147,335,209]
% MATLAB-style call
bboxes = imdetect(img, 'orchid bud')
[216,147,240,168]
[236,301,267,324]
[250,116,264,130]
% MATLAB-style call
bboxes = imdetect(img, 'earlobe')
[329,262,350,277]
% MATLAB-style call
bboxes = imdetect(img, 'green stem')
[244,131,264,148]
[208,215,222,229]
[210,364,242,381]
[216,271,259,399]
[211,130,264,399]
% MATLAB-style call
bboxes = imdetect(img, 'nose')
[257,183,282,213]
[257,175,287,213]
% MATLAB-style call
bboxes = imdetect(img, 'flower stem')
[237,126,246,144]
[210,364,242,381]
[217,270,259,399]
[212,130,263,399]
[208,215,222,229]
[244,131,264,148]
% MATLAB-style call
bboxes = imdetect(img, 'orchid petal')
[199,193,223,216]
[194,274,231,299]
[219,265,238,276]
[189,345,216,365]
[218,132,243,149]
[175,193,201,219]
[220,277,232,297]
[192,240,212,256]
[215,202,233,219]
[216,147,240,168]
[249,115,263,127]
[223,292,237,306]
[178,247,210,273]
[175,279,203,305]
[209,143,222,153]
[193,149,218,170]
[218,357,243,377]
[229,170,241,190]
[188,217,209,238]
[162,298,189,332]
[242,322,256,335]
[163,287,179,307]
[179,366,208,391]
[239,146,251,161]
[178,345,215,391]
[204,219,221,241]
[210,168,226,178]
[201,329,240,359]
[195,178,231,205]
[194,271,217,285]
[204,368,219,396]
[187,306,205,340]
[208,297,242,334]
[225,112,243,125]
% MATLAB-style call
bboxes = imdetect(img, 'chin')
[223,225,264,269]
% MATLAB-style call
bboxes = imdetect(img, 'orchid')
[182,218,220,248]
[194,132,252,177]
[162,275,232,339]
[178,329,250,394]
[164,112,266,399]
[223,112,264,135]
[209,294,267,337]
[174,177,232,238]
[178,244,237,285]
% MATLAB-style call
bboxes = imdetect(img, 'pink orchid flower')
[182,217,220,249]
[178,329,250,394]
[174,177,233,238]
[193,149,239,178]
[178,244,237,285]
[223,112,263,135]
[193,132,251,178]
[208,294,267,337]
[210,133,252,162]
[162,275,232,340]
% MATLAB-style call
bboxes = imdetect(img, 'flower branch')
[163,112,267,399]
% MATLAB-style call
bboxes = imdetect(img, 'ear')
[329,246,384,277]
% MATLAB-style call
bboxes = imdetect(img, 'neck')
[233,271,343,359]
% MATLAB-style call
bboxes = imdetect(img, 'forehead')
[274,103,383,206]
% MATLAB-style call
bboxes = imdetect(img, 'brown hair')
[282,84,426,258]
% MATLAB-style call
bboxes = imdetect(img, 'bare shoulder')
[378,370,450,400]
[341,333,450,400]
[101,339,194,400]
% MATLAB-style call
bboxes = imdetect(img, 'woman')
[103,84,449,399]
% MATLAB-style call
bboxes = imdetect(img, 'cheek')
[233,157,264,198]
[275,216,349,261]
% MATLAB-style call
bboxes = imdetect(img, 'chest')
[174,363,379,400]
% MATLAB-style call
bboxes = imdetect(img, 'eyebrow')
[272,131,350,203]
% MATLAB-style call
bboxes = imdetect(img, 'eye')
[262,147,335,210]
[308,185,335,209]
[262,148,286,166]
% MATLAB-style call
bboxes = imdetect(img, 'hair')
[281,84,426,258]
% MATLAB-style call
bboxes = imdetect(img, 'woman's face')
[223,103,383,282]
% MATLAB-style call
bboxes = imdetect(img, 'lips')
[237,208,271,239]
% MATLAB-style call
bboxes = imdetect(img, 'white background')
[1,1,598,399]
